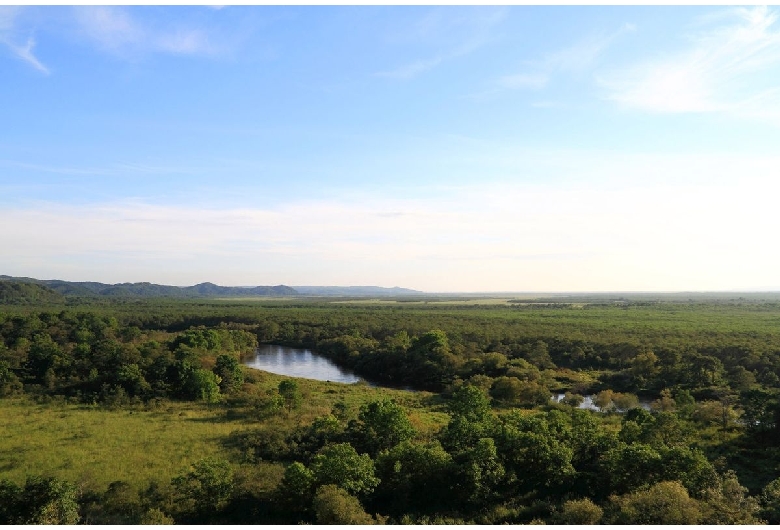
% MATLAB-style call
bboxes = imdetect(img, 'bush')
[313,485,378,524]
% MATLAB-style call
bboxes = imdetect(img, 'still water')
[553,394,652,411]
[243,344,364,384]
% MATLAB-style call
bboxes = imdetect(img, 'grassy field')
[0,397,254,490]
[0,368,448,493]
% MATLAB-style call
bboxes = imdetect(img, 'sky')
[1,5,780,292]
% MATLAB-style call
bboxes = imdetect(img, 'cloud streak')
[375,7,507,80]
[493,23,635,93]
[0,7,49,74]
[73,6,217,58]
[600,6,780,120]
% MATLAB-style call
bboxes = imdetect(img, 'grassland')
[0,368,447,493]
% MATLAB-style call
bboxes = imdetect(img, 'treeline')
[0,310,257,404]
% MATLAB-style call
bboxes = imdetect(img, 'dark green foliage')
[495,411,576,494]
[313,484,377,524]
[454,437,505,506]
[608,481,702,524]
[309,443,380,497]
[278,379,302,413]
[276,462,316,512]
[347,399,416,456]
[761,477,780,524]
[0,280,65,304]
[555,498,603,524]
[188,369,222,404]
[0,359,22,396]
[700,470,763,524]
[0,476,79,524]
[447,384,491,421]
[374,441,453,515]
[172,457,234,516]
[214,354,244,394]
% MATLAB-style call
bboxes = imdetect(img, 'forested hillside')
[0,276,297,298]
[0,280,65,305]
[0,297,779,524]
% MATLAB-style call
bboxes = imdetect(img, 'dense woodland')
[1,285,780,524]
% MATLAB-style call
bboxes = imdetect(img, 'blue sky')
[2,5,780,291]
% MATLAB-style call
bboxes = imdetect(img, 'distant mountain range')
[0,276,297,298]
[292,286,423,296]
[0,276,424,300]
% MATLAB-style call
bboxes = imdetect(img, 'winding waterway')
[244,345,653,409]
[243,344,364,384]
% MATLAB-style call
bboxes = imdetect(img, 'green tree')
[23,333,65,385]
[276,462,316,512]
[0,360,22,396]
[407,329,459,389]
[592,389,615,412]
[213,354,243,394]
[489,376,523,404]
[117,363,151,398]
[761,477,780,524]
[310,443,379,497]
[630,350,660,389]
[347,399,416,456]
[496,415,575,493]
[374,441,453,514]
[608,481,702,524]
[448,384,491,422]
[0,476,80,525]
[561,391,584,407]
[313,485,378,525]
[556,498,603,524]
[172,457,234,516]
[601,443,663,493]
[455,437,505,506]
[612,392,640,411]
[701,470,763,524]
[139,508,174,525]
[278,379,302,413]
[187,369,221,404]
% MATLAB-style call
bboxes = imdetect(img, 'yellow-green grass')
[0,397,257,490]
[329,298,515,306]
[0,372,449,492]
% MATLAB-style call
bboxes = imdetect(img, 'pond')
[553,393,652,412]
[243,345,654,405]
[243,344,365,384]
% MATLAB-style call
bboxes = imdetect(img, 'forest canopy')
[0,293,779,524]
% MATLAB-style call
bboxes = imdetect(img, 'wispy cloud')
[492,22,635,94]
[374,7,507,80]
[496,73,548,90]
[4,35,49,74]
[73,6,217,57]
[0,6,49,74]
[543,23,635,74]
[600,6,780,120]
[375,57,443,80]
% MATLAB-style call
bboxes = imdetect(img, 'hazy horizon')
[2,6,779,292]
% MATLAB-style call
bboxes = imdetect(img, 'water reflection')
[243,344,363,384]
[553,394,652,411]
